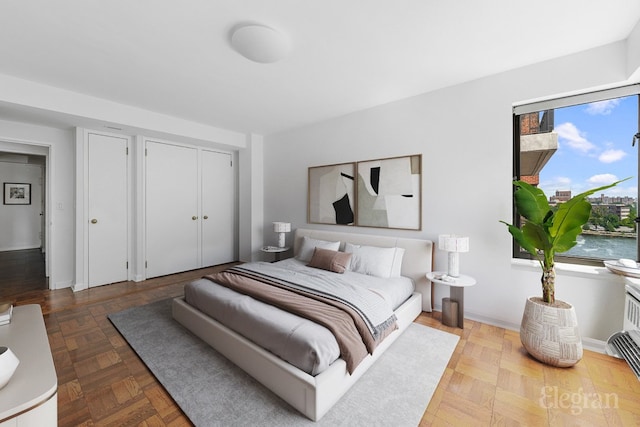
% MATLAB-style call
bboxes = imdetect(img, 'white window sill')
[511,258,618,280]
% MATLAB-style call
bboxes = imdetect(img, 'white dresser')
[0,305,57,426]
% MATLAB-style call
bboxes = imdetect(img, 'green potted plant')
[501,178,627,367]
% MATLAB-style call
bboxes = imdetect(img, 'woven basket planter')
[520,297,583,367]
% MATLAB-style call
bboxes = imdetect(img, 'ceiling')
[0,152,45,165]
[0,1,639,136]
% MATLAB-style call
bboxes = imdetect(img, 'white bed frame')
[172,228,433,421]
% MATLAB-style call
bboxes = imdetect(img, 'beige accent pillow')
[307,248,352,274]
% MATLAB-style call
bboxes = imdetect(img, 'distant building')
[607,204,631,221]
[587,194,636,220]
[519,110,557,187]
[550,190,571,204]
[549,190,636,221]
[588,193,637,206]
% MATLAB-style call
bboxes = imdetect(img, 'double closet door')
[145,141,234,279]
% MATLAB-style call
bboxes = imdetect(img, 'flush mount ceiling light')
[230,24,290,64]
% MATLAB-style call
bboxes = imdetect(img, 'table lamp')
[438,234,469,278]
[273,222,291,248]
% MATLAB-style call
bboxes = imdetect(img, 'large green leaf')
[499,220,538,258]
[522,221,552,251]
[502,178,630,261]
[550,179,629,246]
[513,181,551,225]
[550,199,591,241]
[554,225,584,253]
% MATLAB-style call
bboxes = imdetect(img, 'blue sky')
[538,94,638,199]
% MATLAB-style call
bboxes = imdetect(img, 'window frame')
[512,84,640,266]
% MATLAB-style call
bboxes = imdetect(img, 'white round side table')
[426,271,476,329]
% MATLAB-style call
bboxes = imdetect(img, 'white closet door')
[201,150,234,266]
[88,133,128,287]
[146,141,199,278]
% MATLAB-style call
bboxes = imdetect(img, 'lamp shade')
[438,235,469,253]
[273,222,291,233]
[273,222,291,248]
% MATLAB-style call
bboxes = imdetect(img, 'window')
[513,85,640,265]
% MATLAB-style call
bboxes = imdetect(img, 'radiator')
[624,284,640,331]
[606,284,640,379]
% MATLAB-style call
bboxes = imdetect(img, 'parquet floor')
[1,250,639,426]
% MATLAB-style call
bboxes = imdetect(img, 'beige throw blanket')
[204,267,397,374]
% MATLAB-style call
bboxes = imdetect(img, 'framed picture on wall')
[308,162,355,225]
[356,154,422,230]
[3,182,31,205]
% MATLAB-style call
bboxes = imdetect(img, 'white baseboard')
[71,282,87,292]
[581,337,607,353]
[434,304,608,355]
[52,280,73,290]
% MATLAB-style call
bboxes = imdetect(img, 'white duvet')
[183,259,414,376]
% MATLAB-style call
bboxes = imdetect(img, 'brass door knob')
[203,215,209,220]
[90,219,98,224]
[192,216,197,220]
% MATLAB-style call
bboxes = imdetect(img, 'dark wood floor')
[1,250,639,426]
[0,248,48,297]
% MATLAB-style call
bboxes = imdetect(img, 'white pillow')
[345,243,404,278]
[390,247,405,277]
[296,237,341,262]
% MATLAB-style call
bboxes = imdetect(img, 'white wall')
[0,162,42,250]
[263,40,637,346]
[238,134,265,262]
[626,18,640,81]
[0,73,247,149]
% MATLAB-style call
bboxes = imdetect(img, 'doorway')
[0,148,50,299]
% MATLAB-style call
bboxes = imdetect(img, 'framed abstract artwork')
[356,154,422,230]
[3,182,31,205]
[308,162,355,225]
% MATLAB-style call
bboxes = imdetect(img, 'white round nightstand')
[426,271,476,329]
[261,246,290,262]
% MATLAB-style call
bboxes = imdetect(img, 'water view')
[564,233,637,260]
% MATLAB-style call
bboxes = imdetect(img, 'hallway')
[0,248,47,301]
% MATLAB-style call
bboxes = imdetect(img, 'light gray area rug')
[109,299,459,427]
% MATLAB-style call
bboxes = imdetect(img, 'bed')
[172,228,433,421]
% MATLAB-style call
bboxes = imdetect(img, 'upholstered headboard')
[293,228,434,312]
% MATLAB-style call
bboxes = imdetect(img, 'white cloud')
[555,122,596,153]
[549,176,572,188]
[608,185,638,198]
[598,149,627,163]
[587,174,619,185]
[585,99,621,115]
